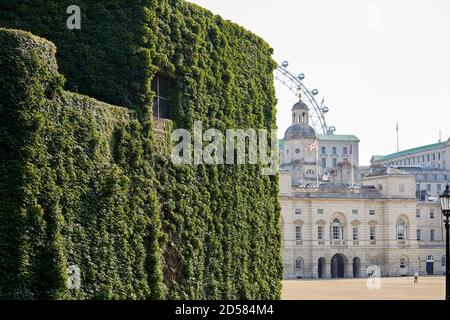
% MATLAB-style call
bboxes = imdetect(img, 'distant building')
[279,99,360,187]
[280,100,445,279]
[371,139,450,197]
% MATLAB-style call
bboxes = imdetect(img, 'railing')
[330,240,347,246]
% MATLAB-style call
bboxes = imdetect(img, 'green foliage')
[0,29,163,299]
[0,0,283,300]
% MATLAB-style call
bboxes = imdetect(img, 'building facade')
[371,140,450,198]
[280,100,445,279]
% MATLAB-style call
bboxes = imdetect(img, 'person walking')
[414,271,419,285]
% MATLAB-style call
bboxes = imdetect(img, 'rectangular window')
[321,158,327,168]
[332,158,337,168]
[343,147,348,155]
[417,229,421,241]
[321,146,326,154]
[332,225,341,240]
[317,209,324,215]
[295,226,302,241]
[352,228,358,240]
[332,147,337,155]
[427,184,431,192]
[352,209,358,215]
[369,209,375,216]
[437,184,442,193]
[416,209,421,218]
[430,209,435,219]
[445,175,448,181]
[318,226,324,240]
[151,73,171,119]
[430,229,435,241]
[369,227,376,240]
[295,209,301,215]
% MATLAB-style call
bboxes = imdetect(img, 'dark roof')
[378,141,446,162]
[318,134,360,142]
[284,123,316,140]
[292,100,308,111]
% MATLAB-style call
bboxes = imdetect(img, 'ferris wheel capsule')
[328,126,336,134]
[282,61,289,68]
[298,73,305,80]
[322,106,329,113]
[311,89,319,95]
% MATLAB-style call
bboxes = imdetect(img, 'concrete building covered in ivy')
[0,0,283,299]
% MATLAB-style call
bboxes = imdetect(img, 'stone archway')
[331,254,347,278]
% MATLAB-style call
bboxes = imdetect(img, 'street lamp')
[439,184,450,300]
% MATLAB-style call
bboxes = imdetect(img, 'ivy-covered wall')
[0,0,283,300]
[0,29,165,299]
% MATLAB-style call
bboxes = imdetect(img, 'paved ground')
[282,276,445,300]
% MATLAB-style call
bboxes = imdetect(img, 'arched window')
[301,112,306,123]
[397,219,406,240]
[295,258,302,271]
[400,258,406,269]
[332,218,343,240]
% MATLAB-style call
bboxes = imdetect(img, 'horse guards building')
[279,98,448,279]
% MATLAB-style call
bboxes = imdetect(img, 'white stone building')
[279,100,445,279]
[371,139,450,197]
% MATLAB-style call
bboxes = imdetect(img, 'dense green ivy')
[0,0,283,300]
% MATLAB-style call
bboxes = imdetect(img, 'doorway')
[318,257,325,278]
[331,254,346,278]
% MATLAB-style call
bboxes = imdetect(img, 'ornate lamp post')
[439,184,450,300]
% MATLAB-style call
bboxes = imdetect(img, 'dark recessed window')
[151,73,171,119]
[295,148,300,154]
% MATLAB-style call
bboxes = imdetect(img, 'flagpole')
[396,122,399,152]
[316,145,319,188]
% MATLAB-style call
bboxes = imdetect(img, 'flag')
[308,139,318,152]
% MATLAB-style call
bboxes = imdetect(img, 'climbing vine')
[0,0,283,300]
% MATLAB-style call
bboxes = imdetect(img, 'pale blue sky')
[188,0,450,165]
